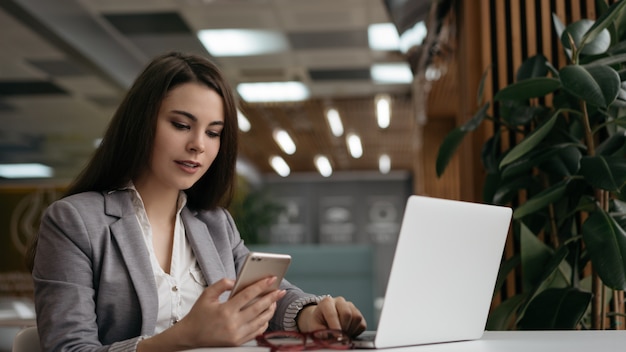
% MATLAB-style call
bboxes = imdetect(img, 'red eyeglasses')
[256,329,353,351]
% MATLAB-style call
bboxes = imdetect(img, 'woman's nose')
[187,133,205,153]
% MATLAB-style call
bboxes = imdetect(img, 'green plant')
[229,180,284,245]
[436,1,626,330]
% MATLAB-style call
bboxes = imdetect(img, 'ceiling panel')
[0,0,457,183]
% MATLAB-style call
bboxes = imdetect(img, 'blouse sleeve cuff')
[108,335,149,352]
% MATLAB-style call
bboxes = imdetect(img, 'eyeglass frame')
[256,329,354,351]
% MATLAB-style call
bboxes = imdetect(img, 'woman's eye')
[206,130,221,138]
[172,121,190,130]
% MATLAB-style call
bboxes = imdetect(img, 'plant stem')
[612,290,625,329]
[581,97,606,329]
[547,201,559,248]
[580,101,595,157]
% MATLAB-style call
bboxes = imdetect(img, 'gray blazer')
[32,190,313,352]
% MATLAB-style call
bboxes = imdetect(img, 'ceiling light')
[325,108,344,137]
[371,63,413,84]
[399,21,427,53]
[368,23,400,51]
[269,155,290,177]
[237,82,310,102]
[346,133,363,159]
[273,129,296,155]
[379,154,391,174]
[0,163,53,178]
[197,29,288,57]
[425,66,442,81]
[376,95,391,129]
[237,110,251,132]
[314,155,333,177]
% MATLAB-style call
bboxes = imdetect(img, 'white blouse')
[127,186,206,333]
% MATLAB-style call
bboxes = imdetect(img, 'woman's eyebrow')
[171,110,224,126]
[172,109,197,121]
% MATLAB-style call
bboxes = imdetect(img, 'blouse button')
[172,286,178,292]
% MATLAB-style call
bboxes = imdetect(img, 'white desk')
[184,330,626,352]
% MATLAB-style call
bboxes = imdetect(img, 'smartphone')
[229,252,292,299]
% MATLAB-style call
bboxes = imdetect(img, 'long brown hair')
[66,51,239,210]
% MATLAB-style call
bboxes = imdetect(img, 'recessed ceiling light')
[325,108,344,137]
[237,82,310,102]
[314,155,333,177]
[376,95,391,129]
[273,129,296,155]
[371,63,413,84]
[0,163,53,178]
[269,155,290,177]
[368,22,427,54]
[237,110,251,132]
[368,23,400,51]
[379,154,391,174]
[399,21,427,53]
[346,133,363,159]
[197,29,288,57]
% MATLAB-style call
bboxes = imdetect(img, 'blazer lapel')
[105,191,158,335]
[182,208,226,286]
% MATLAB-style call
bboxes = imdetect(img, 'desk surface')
[184,330,626,352]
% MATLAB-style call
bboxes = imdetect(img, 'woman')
[32,52,366,351]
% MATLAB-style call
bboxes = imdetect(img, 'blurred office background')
[0,0,612,348]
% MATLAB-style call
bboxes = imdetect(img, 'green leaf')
[518,288,591,329]
[482,132,501,174]
[483,172,501,204]
[436,128,467,177]
[499,102,545,126]
[477,66,490,106]
[537,145,583,178]
[500,111,560,168]
[486,293,527,330]
[552,13,567,46]
[596,132,626,156]
[611,199,626,230]
[520,223,554,290]
[436,103,490,177]
[461,102,490,131]
[501,143,582,180]
[560,65,620,108]
[516,54,549,81]
[562,19,611,56]
[583,53,626,68]
[582,209,626,290]
[495,254,520,295]
[580,156,626,193]
[612,115,626,129]
[494,77,561,101]
[513,179,568,219]
[579,0,626,54]
[493,174,536,205]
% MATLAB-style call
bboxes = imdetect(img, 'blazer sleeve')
[32,197,144,352]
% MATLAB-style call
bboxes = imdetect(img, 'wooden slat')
[525,0,538,57]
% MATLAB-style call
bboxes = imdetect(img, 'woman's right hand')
[138,277,286,351]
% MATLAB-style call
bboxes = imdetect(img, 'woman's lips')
[175,160,201,173]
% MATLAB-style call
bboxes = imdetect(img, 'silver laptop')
[353,195,512,349]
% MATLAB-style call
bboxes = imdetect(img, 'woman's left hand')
[296,296,367,337]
